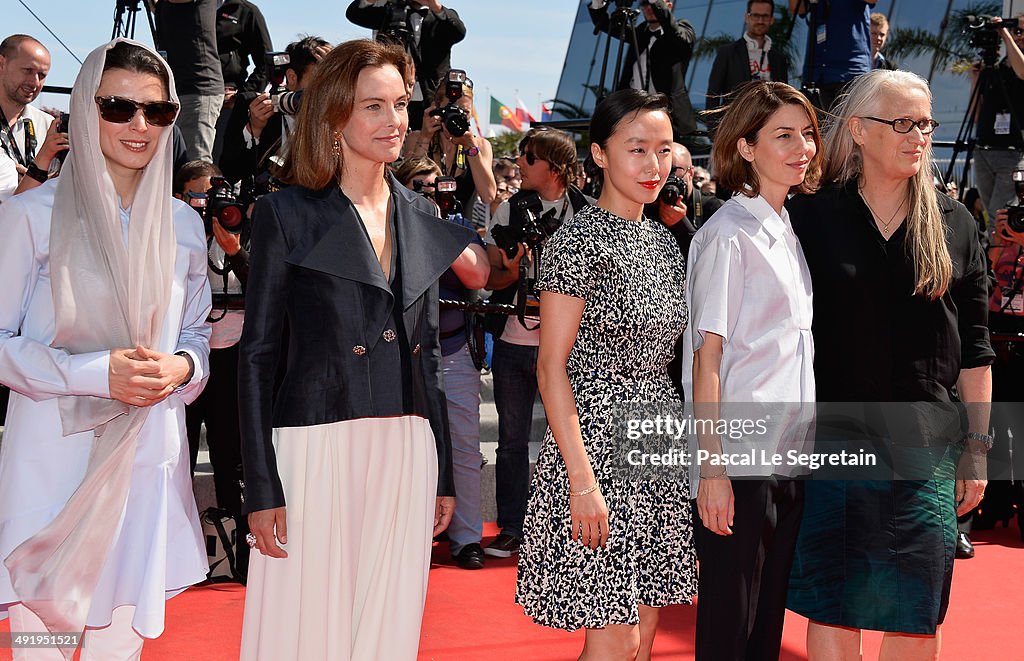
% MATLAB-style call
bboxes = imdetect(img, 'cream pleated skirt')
[240,416,438,661]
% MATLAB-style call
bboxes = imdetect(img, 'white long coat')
[0,180,212,637]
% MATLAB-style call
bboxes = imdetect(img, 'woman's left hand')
[955,447,987,515]
[433,496,455,536]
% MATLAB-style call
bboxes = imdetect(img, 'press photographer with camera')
[588,0,699,142]
[971,13,1024,219]
[173,161,251,582]
[481,126,592,559]
[404,70,497,209]
[648,141,722,256]
[979,174,1024,540]
[219,36,330,187]
[346,0,466,130]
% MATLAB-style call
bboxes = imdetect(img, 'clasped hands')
[108,346,190,407]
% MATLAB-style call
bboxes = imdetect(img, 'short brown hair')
[279,39,408,190]
[711,81,822,197]
[392,156,441,188]
[520,127,577,187]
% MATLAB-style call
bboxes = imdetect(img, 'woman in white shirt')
[682,81,821,661]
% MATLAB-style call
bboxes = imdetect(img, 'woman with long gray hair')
[0,40,211,659]
[786,69,993,659]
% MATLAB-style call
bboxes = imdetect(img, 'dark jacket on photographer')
[588,0,699,139]
[484,185,592,338]
[218,103,285,188]
[345,1,467,105]
[217,0,274,102]
[976,57,1024,151]
[238,174,475,513]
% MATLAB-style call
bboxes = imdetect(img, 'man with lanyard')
[482,127,592,559]
[790,0,877,110]
[706,1,790,122]
[346,0,466,130]
[0,35,65,203]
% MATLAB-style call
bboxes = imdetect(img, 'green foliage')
[486,131,525,158]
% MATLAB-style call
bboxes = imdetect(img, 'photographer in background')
[153,0,224,161]
[790,0,877,110]
[174,159,252,575]
[395,156,491,570]
[588,0,699,142]
[346,0,466,130]
[404,72,496,210]
[0,34,64,202]
[213,0,273,161]
[218,35,330,186]
[482,127,592,559]
[648,142,722,258]
[973,14,1024,219]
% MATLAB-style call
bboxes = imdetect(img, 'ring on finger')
[245,532,258,548]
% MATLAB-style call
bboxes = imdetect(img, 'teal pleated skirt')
[787,445,959,634]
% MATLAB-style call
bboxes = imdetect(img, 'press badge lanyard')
[0,106,36,168]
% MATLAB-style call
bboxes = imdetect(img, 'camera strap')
[0,106,36,168]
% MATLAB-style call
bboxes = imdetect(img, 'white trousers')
[8,603,144,661]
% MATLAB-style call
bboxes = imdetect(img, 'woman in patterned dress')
[516,88,697,660]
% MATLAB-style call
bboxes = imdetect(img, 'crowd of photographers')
[2,0,1024,576]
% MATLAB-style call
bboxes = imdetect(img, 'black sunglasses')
[522,150,547,166]
[95,96,179,127]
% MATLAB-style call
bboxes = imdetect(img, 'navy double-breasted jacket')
[238,176,475,513]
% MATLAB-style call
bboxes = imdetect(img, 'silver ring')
[245,532,258,548]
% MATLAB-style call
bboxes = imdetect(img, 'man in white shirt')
[481,127,592,558]
[0,34,65,203]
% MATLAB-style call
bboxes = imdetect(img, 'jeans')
[490,339,541,538]
[443,345,483,555]
[975,148,1024,219]
[177,93,223,162]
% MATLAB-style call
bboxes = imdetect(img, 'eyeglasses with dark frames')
[860,116,939,135]
[95,96,179,127]
[747,12,773,21]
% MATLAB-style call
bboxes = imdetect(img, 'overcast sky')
[6,0,579,133]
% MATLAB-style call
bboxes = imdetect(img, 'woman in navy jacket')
[238,39,474,660]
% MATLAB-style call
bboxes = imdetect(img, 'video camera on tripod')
[966,15,1022,65]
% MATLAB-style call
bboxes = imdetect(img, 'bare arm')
[955,365,993,515]
[691,332,735,536]
[537,290,608,549]
[451,243,489,290]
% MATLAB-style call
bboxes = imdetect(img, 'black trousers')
[695,478,805,661]
[186,343,244,517]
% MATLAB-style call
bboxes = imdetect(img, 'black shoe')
[955,531,975,559]
[483,532,521,558]
[453,543,485,570]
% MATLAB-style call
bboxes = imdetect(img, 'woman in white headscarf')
[0,39,212,660]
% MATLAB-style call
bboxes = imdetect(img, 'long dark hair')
[103,41,170,93]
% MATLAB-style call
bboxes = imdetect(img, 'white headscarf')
[3,38,178,650]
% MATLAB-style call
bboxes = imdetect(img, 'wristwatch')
[962,431,994,451]
[465,145,480,157]
[25,162,49,184]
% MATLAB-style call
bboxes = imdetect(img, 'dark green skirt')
[787,445,958,634]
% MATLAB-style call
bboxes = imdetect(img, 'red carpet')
[2,522,1021,660]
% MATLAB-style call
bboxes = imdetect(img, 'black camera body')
[491,191,563,259]
[430,69,471,137]
[1008,169,1024,234]
[659,174,689,207]
[379,0,415,45]
[966,15,1021,61]
[187,177,249,236]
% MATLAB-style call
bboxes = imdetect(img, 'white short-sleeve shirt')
[681,193,815,477]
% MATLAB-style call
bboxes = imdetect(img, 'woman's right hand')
[248,507,288,558]
[569,485,609,550]
[697,477,734,536]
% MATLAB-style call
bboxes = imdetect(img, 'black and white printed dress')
[515,204,697,630]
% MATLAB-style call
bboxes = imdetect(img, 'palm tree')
[883,1,1001,81]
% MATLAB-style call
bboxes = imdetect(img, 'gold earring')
[332,132,341,157]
